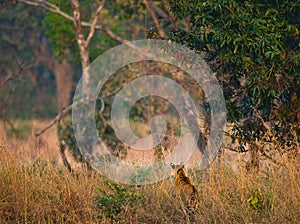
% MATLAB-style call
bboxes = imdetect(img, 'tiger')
[170,162,200,221]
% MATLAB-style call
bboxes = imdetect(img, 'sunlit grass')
[0,140,299,223]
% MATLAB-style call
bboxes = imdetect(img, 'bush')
[95,180,142,221]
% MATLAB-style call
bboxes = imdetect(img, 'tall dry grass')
[0,139,299,223]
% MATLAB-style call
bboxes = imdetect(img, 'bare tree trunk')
[54,59,73,112]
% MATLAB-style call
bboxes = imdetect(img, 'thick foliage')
[169,0,300,153]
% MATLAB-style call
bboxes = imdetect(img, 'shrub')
[95,180,142,221]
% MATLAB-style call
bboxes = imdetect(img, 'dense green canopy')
[169,0,300,151]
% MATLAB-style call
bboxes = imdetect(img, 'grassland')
[0,136,299,224]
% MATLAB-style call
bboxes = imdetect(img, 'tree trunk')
[54,59,73,112]
[31,35,74,113]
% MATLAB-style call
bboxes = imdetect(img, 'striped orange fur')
[170,162,200,215]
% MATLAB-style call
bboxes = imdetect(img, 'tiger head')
[170,162,185,178]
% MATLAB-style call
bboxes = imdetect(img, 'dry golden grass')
[0,138,299,223]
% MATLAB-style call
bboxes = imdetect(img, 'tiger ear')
[180,162,184,168]
[170,163,175,169]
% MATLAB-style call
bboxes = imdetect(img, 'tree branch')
[161,0,177,29]
[251,106,271,131]
[17,0,74,21]
[85,0,106,46]
[35,105,71,137]
[144,0,166,38]
[0,74,17,89]
[17,0,158,60]
[103,26,155,58]
[35,96,89,137]
[69,0,91,71]
[16,0,103,29]
[70,0,85,49]
[148,1,169,21]
[35,92,112,137]
[0,63,24,89]
[16,0,147,52]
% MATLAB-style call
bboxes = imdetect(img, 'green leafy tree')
[168,0,300,165]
